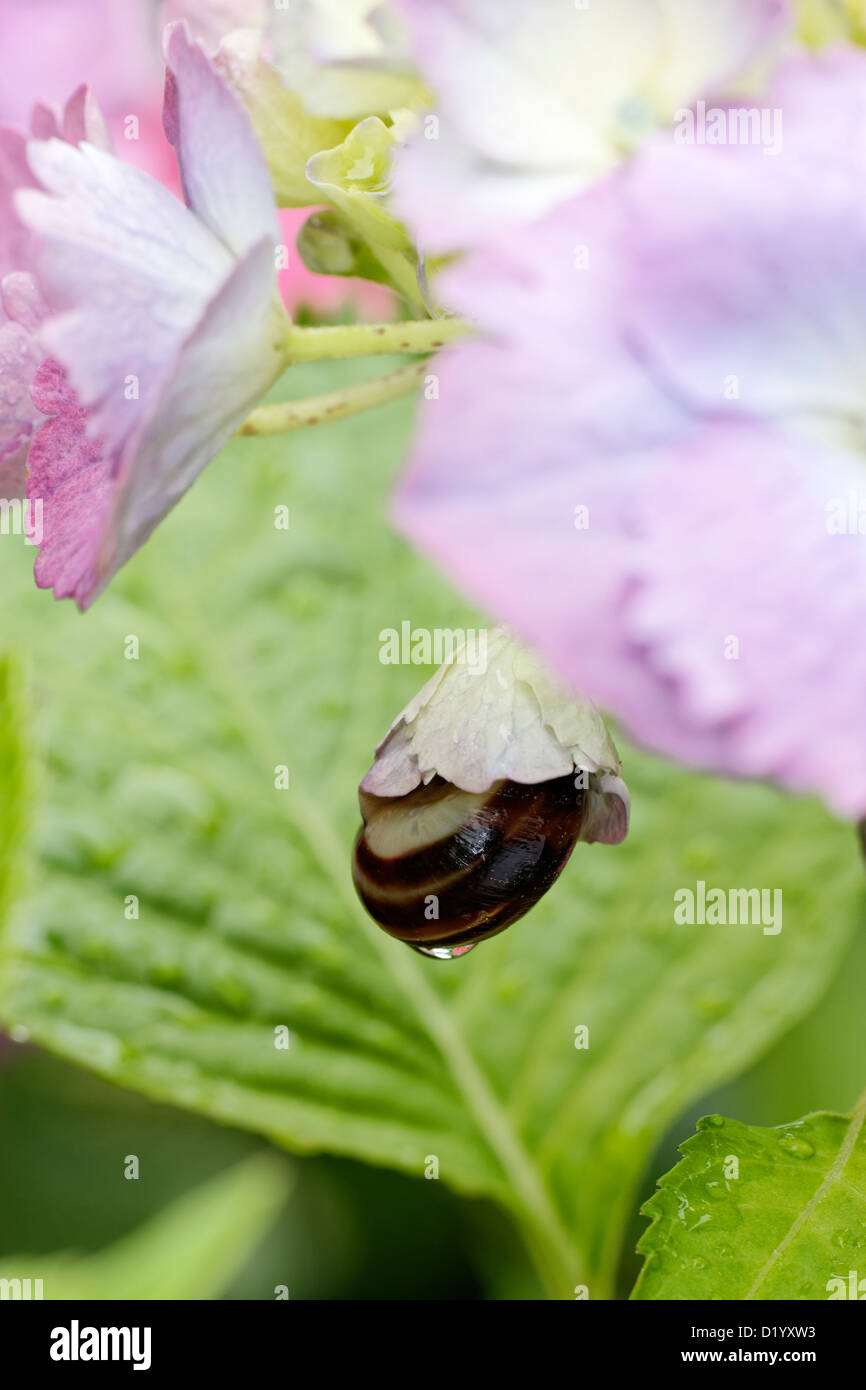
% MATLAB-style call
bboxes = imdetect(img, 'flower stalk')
[238,359,430,436]
[282,316,469,363]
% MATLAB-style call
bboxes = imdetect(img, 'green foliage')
[0,359,862,1298]
[0,652,28,923]
[633,1103,866,1300]
[0,1154,290,1299]
[796,0,866,48]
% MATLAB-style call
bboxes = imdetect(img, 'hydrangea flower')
[392,44,866,815]
[0,86,109,495]
[15,22,288,607]
[0,272,47,491]
[393,0,792,247]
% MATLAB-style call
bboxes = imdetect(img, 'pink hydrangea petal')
[394,48,866,815]
[0,271,48,463]
[17,138,233,449]
[27,359,113,605]
[0,320,44,461]
[581,774,630,847]
[619,55,866,420]
[101,237,286,604]
[1,85,112,291]
[1,270,48,333]
[160,1,267,52]
[60,85,113,151]
[17,24,284,607]
[628,423,866,814]
[0,440,28,498]
[29,238,284,610]
[0,127,36,279]
[16,26,278,457]
[162,20,279,258]
[30,104,63,143]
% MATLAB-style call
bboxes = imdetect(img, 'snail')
[353,771,587,957]
[352,628,630,958]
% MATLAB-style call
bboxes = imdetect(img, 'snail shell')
[352,773,586,957]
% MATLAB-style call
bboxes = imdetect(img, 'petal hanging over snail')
[352,627,629,957]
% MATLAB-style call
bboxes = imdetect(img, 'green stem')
[283,316,468,363]
[368,245,429,313]
[238,361,428,437]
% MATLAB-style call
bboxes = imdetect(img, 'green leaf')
[0,1153,290,1299]
[0,652,28,924]
[0,358,862,1299]
[632,1099,866,1300]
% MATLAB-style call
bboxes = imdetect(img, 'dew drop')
[415,942,476,960]
[778,1132,815,1159]
[686,1212,713,1233]
[831,1229,855,1249]
[697,1113,726,1130]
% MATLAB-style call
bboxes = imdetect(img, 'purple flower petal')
[26,359,112,604]
[58,85,113,151]
[0,127,36,279]
[18,24,286,607]
[160,1,267,52]
[394,48,866,815]
[0,271,47,466]
[0,90,111,489]
[162,19,278,258]
[19,136,237,448]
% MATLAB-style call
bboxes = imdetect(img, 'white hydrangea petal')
[363,627,622,795]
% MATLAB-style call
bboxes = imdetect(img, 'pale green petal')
[362,626,622,796]
[306,116,411,251]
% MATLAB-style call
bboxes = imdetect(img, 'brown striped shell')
[351,773,586,957]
